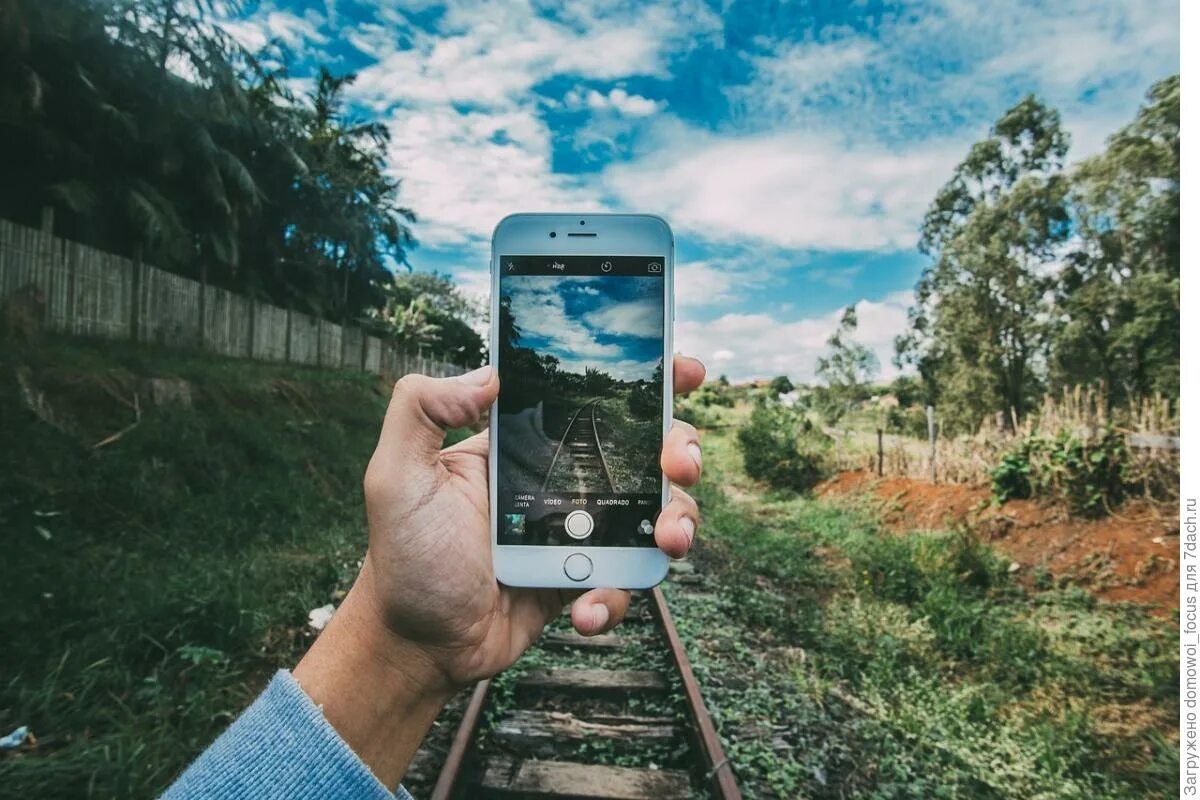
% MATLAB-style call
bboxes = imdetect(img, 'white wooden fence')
[0,218,465,379]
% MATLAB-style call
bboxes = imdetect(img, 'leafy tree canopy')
[0,0,481,363]
[897,95,1071,433]
[1051,75,1179,405]
[896,78,1178,432]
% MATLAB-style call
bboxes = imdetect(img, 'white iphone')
[489,213,674,589]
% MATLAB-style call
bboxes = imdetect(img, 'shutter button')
[564,510,594,539]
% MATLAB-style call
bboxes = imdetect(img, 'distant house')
[870,393,900,409]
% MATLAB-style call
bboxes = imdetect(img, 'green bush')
[736,402,829,492]
[990,427,1131,516]
[692,383,735,408]
[674,397,728,428]
[991,446,1035,502]
[885,404,929,438]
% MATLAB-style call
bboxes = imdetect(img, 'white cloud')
[674,260,740,309]
[606,127,961,251]
[612,0,1176,255]
[506,277,622,360]
[219,7,328,54]
[341,0,720,247]
[584,297,661,338]
[383,104,597,246]
[567,87,665,117]
[348,1,715,108]
[676,291,914,383]
[730,0,1177,161]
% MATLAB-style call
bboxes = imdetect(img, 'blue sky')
[219,0,1179,381]
[503,275,663,381]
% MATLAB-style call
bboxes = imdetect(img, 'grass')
[0,338,1178,798]
[0,336,434,798]
[593,396,660,494]
[664,424,1178,799]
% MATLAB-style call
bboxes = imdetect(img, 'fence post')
[926,405,937,484]
[246,297,256,359]
[65,237,79,336]
[316,318,323,367]
[39,207,55,327]
[876,428,884,477]
[198,267,207,350]
[284,306,292,363]
[130,243,143,341]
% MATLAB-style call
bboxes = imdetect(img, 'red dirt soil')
[818,471,1179,618]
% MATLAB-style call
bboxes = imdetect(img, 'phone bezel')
[489,213,674,589]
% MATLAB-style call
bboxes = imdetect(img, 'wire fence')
[827,391,1179,494]
[0,217,465,379]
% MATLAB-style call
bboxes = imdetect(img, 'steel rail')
[540,398,601,492]
[649,587,742,800]
[428,679,490,800]
[427,589,743,799]
[588,400,616,492]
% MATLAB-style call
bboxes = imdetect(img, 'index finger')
[672,355,705,395]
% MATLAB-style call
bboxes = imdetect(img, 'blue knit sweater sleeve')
[162,670,415,800]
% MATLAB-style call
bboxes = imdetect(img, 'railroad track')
[426,577,741,800]
[542,399,615,494]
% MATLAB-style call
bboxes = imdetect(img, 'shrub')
[991,445,1035,503]
[886,405,930,438]
[736,402,829,492]
[673,398,727,429]
[626,380,659,418]
[692,383,735,408]
[768,375,795,396]
[990,427,1131,516]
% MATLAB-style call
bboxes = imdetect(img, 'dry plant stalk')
[834,386,1179,493]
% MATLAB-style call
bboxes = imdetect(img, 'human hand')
[293,355,705,788]
[361,354,704,683]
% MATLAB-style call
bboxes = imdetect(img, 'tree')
[0,0,426,332]
[768,375,794,396]
[1051,75,1179,405]
[369,272,484,366]
[815,305,878,422]
[280,67,415,320]
[365,289,439,352]
[817,306,878,391]
[897,95,1070,432]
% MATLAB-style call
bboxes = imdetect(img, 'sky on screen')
[503,275,663,382]
[219,0,1179,381]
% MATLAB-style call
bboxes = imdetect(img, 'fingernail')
[687,442,702,470]
[591,604,609,633]
[459,365,492,386]
[679,516,695,547]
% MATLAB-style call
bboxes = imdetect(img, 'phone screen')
[496,254,666,548]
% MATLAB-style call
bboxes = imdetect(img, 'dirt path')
[818,471,1179,617]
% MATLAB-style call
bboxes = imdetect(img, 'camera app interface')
[497,255,665,548]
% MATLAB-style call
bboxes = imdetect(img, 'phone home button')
[563,553,593,582]
[564,509,594,540]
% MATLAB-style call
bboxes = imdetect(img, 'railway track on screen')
[541,399,615,495]
[424,578,741,800]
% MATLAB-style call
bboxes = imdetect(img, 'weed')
[736,401,830,492]
[667,425,1178,799]
[0,338,388,798]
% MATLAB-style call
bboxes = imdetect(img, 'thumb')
[375,366,498,465]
